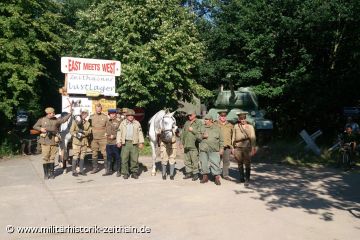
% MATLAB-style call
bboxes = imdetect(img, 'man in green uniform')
[116,109,144,179]
[89,103,108,174]
[232,111,256,186]
[180,110,202,181]
[199,114,224,185]
[33,106,72,179]
[103,109,121,176]
[215,110,233,180]
[70,109,91,177]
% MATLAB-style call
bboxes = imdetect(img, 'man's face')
[109,112,116,119]
[81,112,88,120]
[127,115,134,122]
[47,112,55,118]
[219,113,227,122]
[188,113,196,121]
[238,115,247,125]
[204,118,212,126]
[346,127,352,134]
[96,106,102,114]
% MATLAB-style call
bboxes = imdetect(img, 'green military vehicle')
[207,87,273,144]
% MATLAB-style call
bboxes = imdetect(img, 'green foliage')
[197,0,360,135]
[0,0,67,124]
[67,0,210,113]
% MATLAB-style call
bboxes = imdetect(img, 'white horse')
[56,107,82,169]
[148,110,177,176]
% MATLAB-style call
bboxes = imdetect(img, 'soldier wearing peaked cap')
[116,109,144,179]
[103,109,121,177]
[70,108,91,177]
[33,106,72,180]
[215,109,234,181]
[180,109,202,181]
[231,111,256,186]
[89,103,108,174]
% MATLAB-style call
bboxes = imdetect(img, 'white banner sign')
[67,74,116,96]
[61,57,121,76]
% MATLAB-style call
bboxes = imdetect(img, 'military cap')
[81,109,89,114]
[121,108,128,113]
[45,107,55,114]
[186,109,196,116]
[204,113,213,120]
[95,103,102,107]
[108,109,117,114]
[236,111,249,116]
[125,109,135,116]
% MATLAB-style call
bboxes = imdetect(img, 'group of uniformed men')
[33,105,256,186]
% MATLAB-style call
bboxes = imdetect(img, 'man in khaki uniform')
[232,111,256,186]
[33,106,72,179]
[116,109,144,179]
[199,114,224,185]
[215,110,234,180]
[160,127,177,180]
[89,103,108,174]
[180,110,202,181]
[70,109,91,177]
[103,109,121,176]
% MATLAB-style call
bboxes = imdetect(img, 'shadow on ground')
[231,160,360,221]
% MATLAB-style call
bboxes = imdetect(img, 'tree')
[197,0,360,135]
[0,0,66,126]
[67,0,210,113]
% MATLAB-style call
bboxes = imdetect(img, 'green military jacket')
[33,113,71,145]
[89,113,108,140]
[199,123,224,152]
[70,120,91,146]
[106,118,121,144]
[181,119,202,150]
[215,120,233,148]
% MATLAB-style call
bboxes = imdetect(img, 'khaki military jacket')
[181,119,202,150]
[89,113,108,140]
[232,122,256,148]
[215,120,233,148]
[70,120,91,146]
[33,113,72,145]
[106,119,121,144]
[199,123,224,152]
[116,119,144,145]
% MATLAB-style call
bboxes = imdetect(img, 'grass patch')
[255,139,359,169]
[139,137,153,156]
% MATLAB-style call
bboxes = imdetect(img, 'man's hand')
[109,134,114,139]
[219,148,224,156]
[188,126,193,132]
[250,147,257,156]
[116,143,122,148]
[139,143,144,149]
[40,128,47,133]
[231,148,235,155]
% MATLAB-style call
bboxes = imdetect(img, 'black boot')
[245,168,251,187]
[72,158,78,177]
[43,164,48,180]
[49,163,55,179]
[192,173,199,181]
[102,161,112,176]
[162,164,167,180]
[90,158,99,174]
[238,166,245,183]
[79,159,86,176]
[169,164,175,180]
[183,173,192,179]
